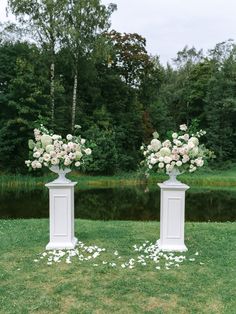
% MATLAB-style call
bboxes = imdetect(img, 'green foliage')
[1,4,236,173]
[84,126,118,175]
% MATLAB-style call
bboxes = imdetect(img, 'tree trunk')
[50,62,55,126]
[71,71,78,132]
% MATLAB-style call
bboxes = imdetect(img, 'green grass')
[0,219,235,313]
[1,167,236,191]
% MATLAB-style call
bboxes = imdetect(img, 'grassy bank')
[1,167,236,191]
[0,219,235,313]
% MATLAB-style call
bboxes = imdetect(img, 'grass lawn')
[0,219,235,313]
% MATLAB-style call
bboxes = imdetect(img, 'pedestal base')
[158,182,189,252]
[156,239,188,252]
[46,237,78,250]
[45,181,77,251]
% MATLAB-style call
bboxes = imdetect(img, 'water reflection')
[0,186,236,221]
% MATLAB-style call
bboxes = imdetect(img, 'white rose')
[64,158,71,166]
[35,135,41,141]
[31,161,37,169]
[62,144,68,150]
[164,156,172,164]
[173,139,182,147]
[69,153,76,160]
[75,161,81,167]
[172,132,178,139]
[68,142,74,149]
[188,142,195,149]
[150,157,157,165]
[52,134,60,140]
[150,139,161,151]
[50,151,56,158]
[158,162,164,168]
[189,137,199,146]
[183,134,189,141]
[85,148,92,155]
[51,158,59,165]
[159,156,164,162]
[34,128,40,136]
[36,162,42,168]
[195,158,204,167]
[33,151,41,158]
[176,160,182,167]
[162,140,171,148]
[25,160,31,167]
[66,134,73,141]
[180,124,187,131]
[81,139,86,145]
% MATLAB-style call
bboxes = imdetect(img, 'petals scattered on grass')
[34,240,200,271]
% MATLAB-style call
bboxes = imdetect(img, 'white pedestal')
[45,182,78,250]
[157,182,189,252]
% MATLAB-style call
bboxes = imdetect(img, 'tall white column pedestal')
[45,182,78,250]
[157,182,189,252]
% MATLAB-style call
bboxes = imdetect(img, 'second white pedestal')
[157,182,189,252]
[45,182,78,250]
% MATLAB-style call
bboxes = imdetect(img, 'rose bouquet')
[141,124,213,177]
[25,124,92,171]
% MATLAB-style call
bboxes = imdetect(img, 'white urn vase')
[164,167,182,185]
[50,165,72,184]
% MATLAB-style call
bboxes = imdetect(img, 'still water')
[0,186,236,221]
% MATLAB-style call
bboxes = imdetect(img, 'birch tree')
[62,0,116,131]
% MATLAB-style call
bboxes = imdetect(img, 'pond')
[0,185,236,221]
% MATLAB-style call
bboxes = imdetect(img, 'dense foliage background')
[0,0,236,174]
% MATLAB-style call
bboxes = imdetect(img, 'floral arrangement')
[25,124,92,170]
[141,124,213,176]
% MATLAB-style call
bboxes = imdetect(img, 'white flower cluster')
[141,124,211,174]
[25,125,92,170]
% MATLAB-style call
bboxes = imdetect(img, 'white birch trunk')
[50,62,55,125]
[71,72,78,132]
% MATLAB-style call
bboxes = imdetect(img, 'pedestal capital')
[45,181,77,188]
[158,182,189,191]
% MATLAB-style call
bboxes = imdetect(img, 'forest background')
[1,0,236,175]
